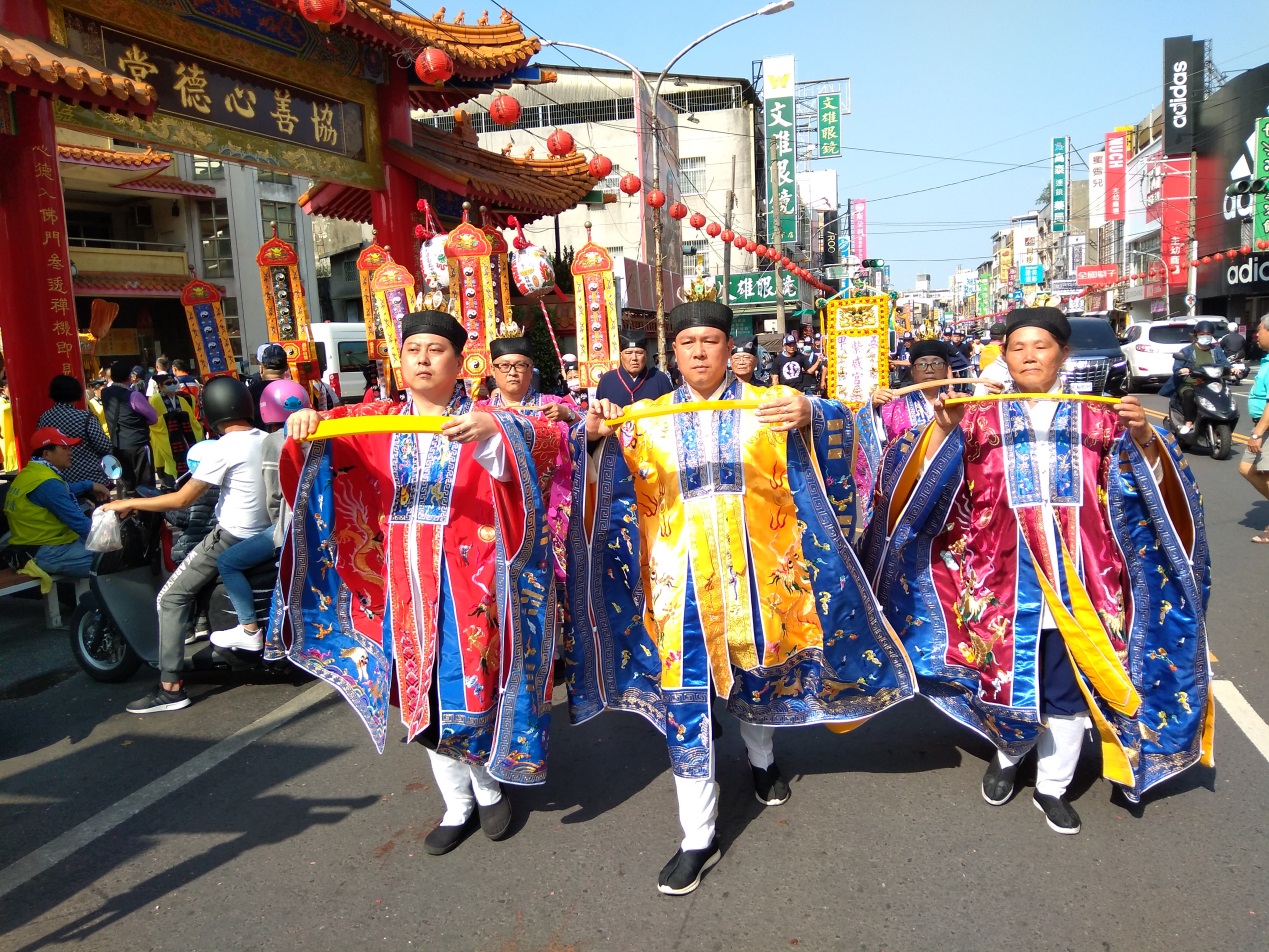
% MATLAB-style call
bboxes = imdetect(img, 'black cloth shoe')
[126,685,191,714]
[1033,793,1081,834]
[752,763,790,805]
[477,794,513,840]
[981,758,1018,806]
[657,839,721,896]
[423,814,479,855]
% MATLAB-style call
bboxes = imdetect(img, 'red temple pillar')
[0,93,85,466]
[371,64,418,282]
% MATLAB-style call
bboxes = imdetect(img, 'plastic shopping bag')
[85,507,124,553]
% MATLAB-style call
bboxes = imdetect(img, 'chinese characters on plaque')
[32,145,79,376]
[94,24,365,160]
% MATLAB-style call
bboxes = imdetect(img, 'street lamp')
[541,1,794,367]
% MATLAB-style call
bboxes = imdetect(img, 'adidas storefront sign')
[1225,256,1269,289]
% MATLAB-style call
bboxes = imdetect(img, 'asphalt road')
[1,390,1266,952]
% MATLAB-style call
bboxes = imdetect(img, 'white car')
[1120,319,1197,391]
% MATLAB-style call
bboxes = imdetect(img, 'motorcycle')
[67,456,289,683]
[1167,364,1240,461]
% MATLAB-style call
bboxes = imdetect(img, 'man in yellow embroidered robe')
[572,299,915,895]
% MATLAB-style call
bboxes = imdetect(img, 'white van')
[307,322,373,403]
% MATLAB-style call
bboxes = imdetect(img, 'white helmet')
[1229,321,1239,333]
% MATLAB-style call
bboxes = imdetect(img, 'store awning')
[72,272,206,297]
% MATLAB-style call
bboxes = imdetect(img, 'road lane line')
[0,682,333,900]
[1213,679,1269,763]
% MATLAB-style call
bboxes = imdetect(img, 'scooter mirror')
[183,439,215,479]
[101,455,123,480]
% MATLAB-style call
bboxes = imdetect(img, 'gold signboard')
[824,296,891,409]
[49,0,382,189]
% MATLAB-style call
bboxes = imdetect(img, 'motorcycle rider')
[209,379,309,653]
[1163,320,1229,437]
[1221,321,1248,362]
[103,376,271,714]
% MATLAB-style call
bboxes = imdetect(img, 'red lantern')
[646,189,666,209]
[1227,249,1239,259]
[1201,255,1212,264]
[297,0,346,24]
[706,222,722,238]
[587,154,613,179]
[547,129,574,157]
[733,235,746,249]
[489,93,522,127]
[721,229,734,243]
[1259,239,1269,251]
[618,173,640,196]
[668,202,688,220]
[414,47,455,85]
[689,212,707,229]
[755,243,768,256]
[745,240,757,253]
[1241,244,1253,256]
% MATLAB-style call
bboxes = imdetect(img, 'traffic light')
[1226,179,1268,196]
[861,258,886,268]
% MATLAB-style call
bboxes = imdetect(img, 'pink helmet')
[259,379,311,424]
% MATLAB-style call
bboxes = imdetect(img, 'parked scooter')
[67,452,288,683]
[1167,364,1240,461]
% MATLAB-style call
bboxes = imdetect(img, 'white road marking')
[0,682,333,900]
[1213,679,1269,763]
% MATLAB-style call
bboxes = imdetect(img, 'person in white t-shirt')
[103,376,271,715]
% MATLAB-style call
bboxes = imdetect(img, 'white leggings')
[426,748,503,826]
[994,714,1089,797]
[673,719,775,850]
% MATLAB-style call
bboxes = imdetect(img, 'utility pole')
[770,135,786,330]
[1187,149,1198,316]
[722,154,736,305]
[651,112,667,368]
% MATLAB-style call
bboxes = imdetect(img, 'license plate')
[1071,381,1093,393]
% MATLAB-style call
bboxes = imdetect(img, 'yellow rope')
[944,393,1122,407]
[607,399,768,426]
[306,415,452,440]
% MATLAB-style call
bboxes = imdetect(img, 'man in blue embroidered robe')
[571,298,916,894]
[863,307,1214,834]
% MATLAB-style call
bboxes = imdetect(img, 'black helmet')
[201,375,255,432]
[1193,320,1216,336]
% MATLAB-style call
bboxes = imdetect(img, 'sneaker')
[477,794,513,841]
[422,814,479,856]
[126,684,191,715]
[981,758,1018,806]
[210,624,263,652]
[752,763,791,806]
[1033,793,1081,834]
[657,839,721,896]
[1178,422,1195,436]
[183,627,210,646]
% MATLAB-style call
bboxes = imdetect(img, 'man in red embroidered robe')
[279,311,560,856]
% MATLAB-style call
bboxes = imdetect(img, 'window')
[682,239,706,273]
[221,296,243,358]
[66,210,113,246]
[598,165,623,193]
[1145,324,1194,345]
[260,200,297,243]
[605,245,625,259]
[257,169,293,186]
[679,156,706,196]
[338,340,371,372]
[193,159,224,181]
[342,259,357,282]
[198,198,233,278]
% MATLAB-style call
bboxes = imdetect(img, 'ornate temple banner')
[49,0,382,188]
[824,296,890,408]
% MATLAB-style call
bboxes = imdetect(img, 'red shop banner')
[1076,264,1119,285]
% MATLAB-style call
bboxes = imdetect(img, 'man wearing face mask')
[1164,320,1229,436]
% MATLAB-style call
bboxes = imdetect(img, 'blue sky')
[398,0,1269,287]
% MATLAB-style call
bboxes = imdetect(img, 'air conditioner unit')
[132,204,153,228]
